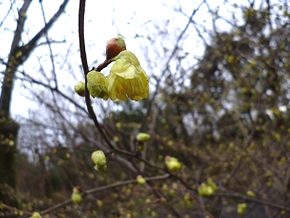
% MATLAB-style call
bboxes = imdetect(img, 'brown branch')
[0,203,33,216]
[39,0,58,89]
[40,174,170,215]
[0,0,32,115]
[10,0,32,54]
[0,0,70,116]
[141,0,205,129]
[22,0,70,62]
[214,192,290,212]
[78,0,146,158]
[78,0,116,152]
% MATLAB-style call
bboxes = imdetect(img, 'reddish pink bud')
[106,36,126,60]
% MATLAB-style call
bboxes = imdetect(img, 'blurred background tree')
[1,0,290,217]
[0,0,70,205]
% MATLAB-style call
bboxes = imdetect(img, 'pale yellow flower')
[107,50,149,101]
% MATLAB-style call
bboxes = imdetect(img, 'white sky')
[0,0,257,119]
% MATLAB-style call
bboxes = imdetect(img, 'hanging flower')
[107,50,149,101]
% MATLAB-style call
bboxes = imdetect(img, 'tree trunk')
[0,0,70,204]
[0,0,32,204]
[0,115,19,205]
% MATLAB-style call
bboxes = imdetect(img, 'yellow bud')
[162,183,168,191]
[8,140,14,147]
[91,150,107,171]
[169,189,175,197]
[198,183,214,196]
[97,200,103,208]
[136,133,151,142]
[74,81,85,97]
[71,187,82,204]
[113,136,119,142]
[183,193,191,202]
[237,203,247,214]
[206,186,214,195]
[136,175,146,184]
[207,178,218,191]
[167,140,174,147]
[116,122,121,129]
[30,212,42,218]
[246,190,255,197]
[66,153,71,159]
[165,156,181,171]
[87,71,109,99]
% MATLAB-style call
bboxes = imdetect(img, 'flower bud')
[183,193,191,202]
[207,178,218,191]
[162,184,168,191]
[198,183,214,196]
[87,71,109,99]
[116,122,121,129]
[71,187,82,204]
[91,150,107,171]
[74,81,85,97]
[158,197,166,203]
[136,175,146,184]
[96,199,103,208]
[237,203,247,214]
[198,183,208,196]
[246,190,255,197]
[30,212,42,218]
[136,133,151,142]
[106,36,126,60]
[165,155,181,171]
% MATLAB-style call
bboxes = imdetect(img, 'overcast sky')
[0,0,248,119]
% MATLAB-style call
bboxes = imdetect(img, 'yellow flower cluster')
[86,50,149,101]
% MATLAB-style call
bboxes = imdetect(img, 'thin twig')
[78,0,116,152]
[214,192,290,212]
[40,174,170,215]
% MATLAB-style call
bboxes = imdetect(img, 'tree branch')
[40,174,170,215]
